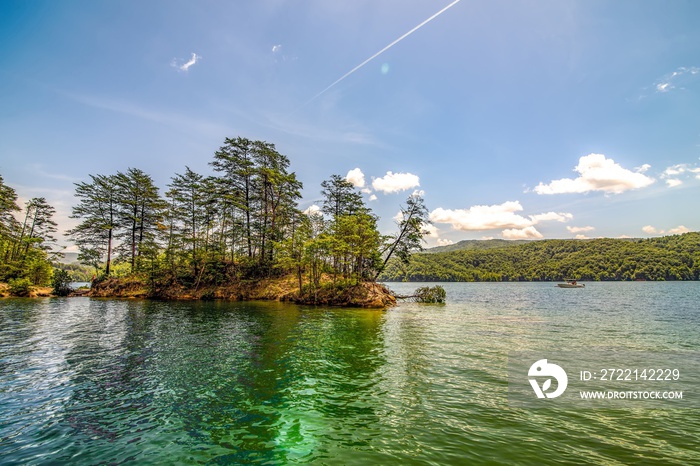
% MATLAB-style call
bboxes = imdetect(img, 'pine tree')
[114,168,166,273]
[68,174,121,276]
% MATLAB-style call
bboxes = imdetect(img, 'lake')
[1,282,698,464]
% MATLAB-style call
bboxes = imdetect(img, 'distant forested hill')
[425,239,531,253]
[379,232,700,282]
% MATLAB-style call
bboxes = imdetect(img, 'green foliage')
[24,249,54,285]
[375,192,431,279]
[413,285,447,303]
[54,263,93,282]
[379,233,700,282]
[8,277,33,297]
[0,175,58,287]
[52,269,73,296]
[67,174,120,276]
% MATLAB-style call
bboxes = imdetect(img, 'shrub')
[52,269,73,297]
[8,278,33,297]
[414,285,446,303]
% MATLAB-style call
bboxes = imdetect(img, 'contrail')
[303,0,462,107]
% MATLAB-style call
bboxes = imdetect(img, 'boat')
[557,279,584,288]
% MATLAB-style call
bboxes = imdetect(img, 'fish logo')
[528,359,568,399]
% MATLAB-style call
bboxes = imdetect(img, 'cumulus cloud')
[502,226,543,240]
[430,201,531,230]
[530,212,573,223]
[534,153,655,195]
[171,53,201,71]
[660,163,700,187]
[429,201,572,233]
[345,168,365,188]
[437,238,454,246]
[372,171,420,194]
[643,225,690,235]
[567,226,595,234]
[303,204,321,216]
[369,194,377,201]
[424,224,440,238]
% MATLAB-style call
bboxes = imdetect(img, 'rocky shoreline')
[1,277,397,308]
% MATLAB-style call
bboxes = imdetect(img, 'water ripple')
[0,283,698,464]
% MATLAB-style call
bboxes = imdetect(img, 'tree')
[52,268,73,296]
[375,192,430,279]
[275,210,312,294]
[166,167,208,277]
[320,174,364,220]
[0,178,58,285]
[14,197,58,261]
[320,174,370,279]
[332,212,382,280]
[114,168,166,273]
[0,174,21,264]
[210,137,256,258]
[211,137,303,271]
[251,140,302,267]
[68,174,121,276]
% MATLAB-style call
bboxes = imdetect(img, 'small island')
[0,136,430,307]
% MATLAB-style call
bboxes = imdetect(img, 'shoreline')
[0,278,397,308]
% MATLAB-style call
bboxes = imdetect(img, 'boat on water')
[557,279,585,288]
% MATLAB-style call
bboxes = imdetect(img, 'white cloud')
[411,189,426,198]
[430,201,530,231]
[372,171,420,194]
[424,224,440,238]
[369,194,377,201]
[393,210,404,223]
[668,225,690,235]
[530,212,573,223]
[654,66,700,93]
[430,201,572,233]
[437,238,453,246]
[272,44,282,53]
[172,53,201,71]
[303,204,321,216]
[345,168,365,188]
[661,163,700,185]
[643,225,689,235]
[567,226,594,234]
[502,226,543,240]
[574,234,591,240]
[534,153,655,195]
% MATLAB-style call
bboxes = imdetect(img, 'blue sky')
[1,0,699,250]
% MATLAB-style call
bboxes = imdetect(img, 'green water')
[1,282,698,465]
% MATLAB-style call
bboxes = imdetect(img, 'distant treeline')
[379,233,700,282]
